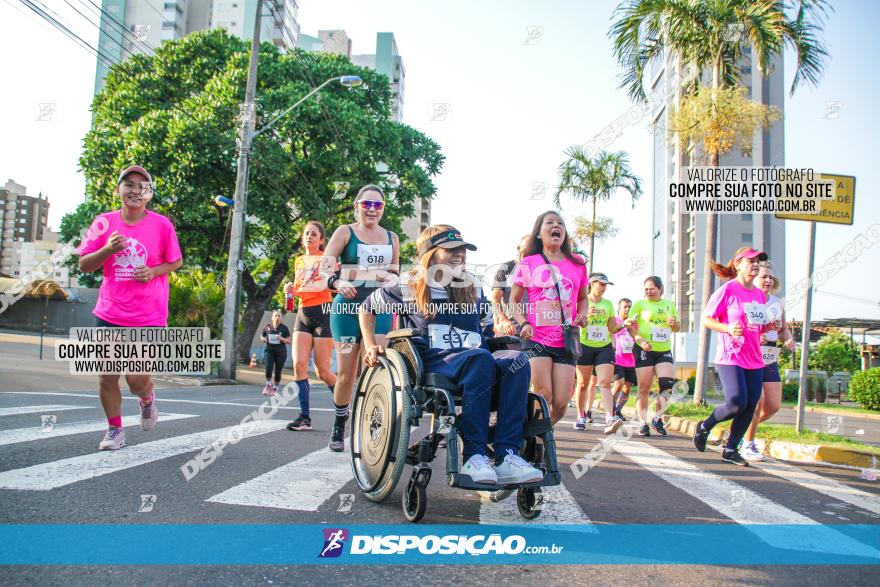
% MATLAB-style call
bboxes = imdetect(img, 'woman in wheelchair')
[359,225,544,486]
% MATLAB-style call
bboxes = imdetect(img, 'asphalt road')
[0,381,878,585]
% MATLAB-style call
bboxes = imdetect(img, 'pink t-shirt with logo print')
[704,279,767,370]
[613,317,636,368]
[77,210,182,327]
[512,253,587,348]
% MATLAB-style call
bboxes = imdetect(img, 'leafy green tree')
[811,330,859,374]
[62,30,443,360]
[609,0,831,404]
[554,148,641,268]
[168,269,226,337]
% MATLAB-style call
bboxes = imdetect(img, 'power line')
[19,0,115,67]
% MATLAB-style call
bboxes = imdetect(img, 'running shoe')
[585,410,593,424]
[139,394,158,431]
[463,454,497,484]
[604,416,624,435]
[693,420,709,452]
[742,442,764,462]
[98,426,126,451]
[269,383,278,397]
[287,415,312,431]
[329,418,347,452]
[638,423,651,436]
[262,383,273,396]
[573,417,586,430]
[722,450,749,467]
[494,451,543,484]
[651,417,668,436]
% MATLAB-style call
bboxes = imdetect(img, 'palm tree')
[609,0,830,404]
[555,147,642,269]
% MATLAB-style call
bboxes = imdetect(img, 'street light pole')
[219,0,263,380]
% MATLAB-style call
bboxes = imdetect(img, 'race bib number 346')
[651,327,670,343]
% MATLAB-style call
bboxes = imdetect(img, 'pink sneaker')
[269,383,278,396]
[262,383,272,396]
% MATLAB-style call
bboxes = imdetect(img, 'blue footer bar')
[1,524,878,565]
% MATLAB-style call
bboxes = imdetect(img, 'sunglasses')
[358,200,385,211]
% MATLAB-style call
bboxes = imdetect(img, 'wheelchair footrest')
[449,472,561,491]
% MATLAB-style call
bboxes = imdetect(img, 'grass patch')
[781,401,880,417]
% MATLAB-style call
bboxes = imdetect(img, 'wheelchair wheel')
[517,487,542,520]
[403,481,427,523]
[350,352,412,503]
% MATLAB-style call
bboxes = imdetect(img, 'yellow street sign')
[776,173,856,225]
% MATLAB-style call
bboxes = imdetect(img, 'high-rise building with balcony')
[0,180,50,277]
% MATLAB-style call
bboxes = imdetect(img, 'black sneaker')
[693,420,709,452]
[585,410,593,424]
[638,423,651,436]
[329,417,347,452]
[651,418,668,436]
[287,415,312,431]
[721,449,749,467]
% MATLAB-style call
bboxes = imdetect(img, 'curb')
[630,408,880,469]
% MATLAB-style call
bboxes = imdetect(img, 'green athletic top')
[579,297,615,347]
[338,226,394,302]
[629,298,679,353]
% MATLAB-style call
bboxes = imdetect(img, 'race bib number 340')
[428,325,481,350]
[744,302,767,326]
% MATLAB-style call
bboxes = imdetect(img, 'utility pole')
[220,0,263,380]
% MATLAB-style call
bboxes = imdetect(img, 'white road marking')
[0,405,90,417]
[207,447,352,511]
[615,440,880,557]
[0,420,288,490]
[479,484,597,529]
[0,413,198,447]
[1,391,331,412]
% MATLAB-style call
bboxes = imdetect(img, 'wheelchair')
[349,328,562,522]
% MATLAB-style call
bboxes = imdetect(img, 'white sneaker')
[604,416,624,435]
[139,393,158,431]
[494,450,544,484]
[742,441,765,461]
[462,454,497,484]
[98,427,126,451]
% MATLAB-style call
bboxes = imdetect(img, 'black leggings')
[264,349,287,383]
[703,364,763,451]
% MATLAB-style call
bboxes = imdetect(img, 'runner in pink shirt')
[510,211,589,424]
[611,298,637,419]
[77,165,183,451]
[692,247,771,467]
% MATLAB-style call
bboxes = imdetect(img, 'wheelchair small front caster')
[403,480,427,522]
[517,486,543,520]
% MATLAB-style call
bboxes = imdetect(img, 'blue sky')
[1,0,878,322]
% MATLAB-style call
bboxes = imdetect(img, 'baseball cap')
[420,229,477,256]
[733,248,768,264]
[589,272,614,285]
[117,165,153,186]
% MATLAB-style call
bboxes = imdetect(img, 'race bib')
[356,243,392,269]
[761,345,780,365]
[743,302,767,326]
[428,324,481,350]
[651,327,671,343]
[587,326,608,342]
[619,335,635,354]
[535,300,562,327]
[267,333,280,345]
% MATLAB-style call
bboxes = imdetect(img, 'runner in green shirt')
[574,272,626,435]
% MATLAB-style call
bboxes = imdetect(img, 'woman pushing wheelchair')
[359,225,543,486]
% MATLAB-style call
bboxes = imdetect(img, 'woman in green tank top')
[320,185,400,452]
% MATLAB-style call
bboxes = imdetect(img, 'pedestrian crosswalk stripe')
[0,420,288,491]
[0,413,198,447]
[479,485,598,529]
[0,405,90,417]
[750,456,880,516]
[1,391,332,412]
[615,440,880,557]
[207,447,351,511]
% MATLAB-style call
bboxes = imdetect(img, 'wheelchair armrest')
[485,335,521,352]
[386,328,426,340]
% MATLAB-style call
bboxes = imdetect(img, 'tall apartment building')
[650,49,786,365]
[299,30,429,244]
[0,180,50,277]
[94,0,300,94]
